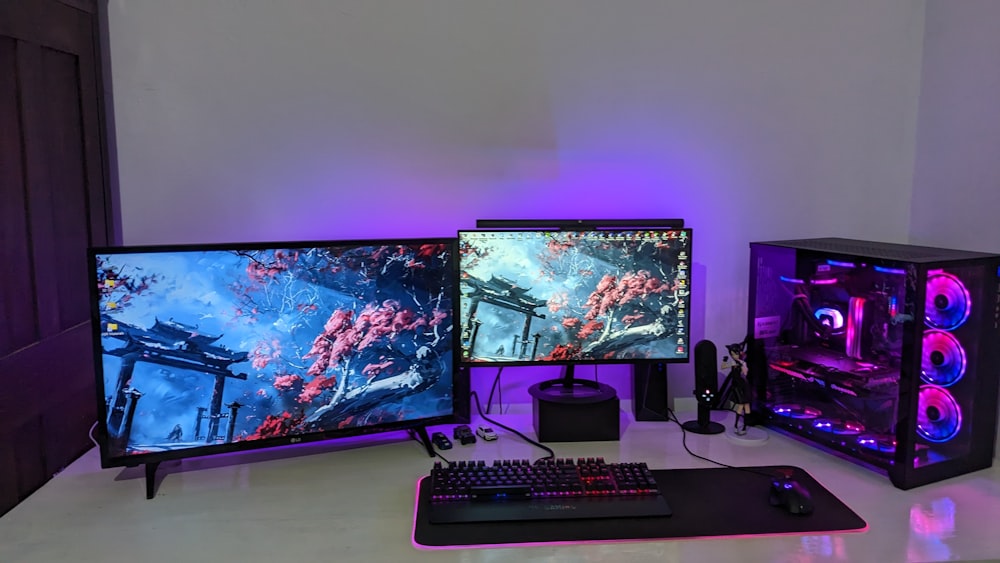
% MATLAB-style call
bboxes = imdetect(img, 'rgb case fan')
[772,404,823,420]
[748,238,1000,489]
[916,385,963,443]
[857,434,897,455]
[925,272,972,330]
[921,330,966,387]
[813,418,865,436]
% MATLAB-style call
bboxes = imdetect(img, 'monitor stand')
[528,365,620,442]
[144,461,160,499]
[533,364,606,396]
[408,426,435,457]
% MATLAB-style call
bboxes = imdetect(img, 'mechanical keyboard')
[426,457,672,524]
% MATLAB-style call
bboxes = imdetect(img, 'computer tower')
[747,238,1000,489]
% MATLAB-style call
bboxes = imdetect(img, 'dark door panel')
[0,37,40,358]
[20,42,94,336]
[0,0,114,516]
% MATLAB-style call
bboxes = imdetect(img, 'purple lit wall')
[910,1,1000,254]
[107,1,928,407]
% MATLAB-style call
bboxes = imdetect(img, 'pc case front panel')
[891,260,1000,488]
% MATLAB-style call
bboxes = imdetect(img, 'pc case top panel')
[754,238,1000,263]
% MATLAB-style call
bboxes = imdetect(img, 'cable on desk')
[473,390,555,462]
[88,420,99,448]
[416,390,556,464]
[666,407,782,480]
[485,366,504,415]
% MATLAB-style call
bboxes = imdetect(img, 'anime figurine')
[725,339,751,435]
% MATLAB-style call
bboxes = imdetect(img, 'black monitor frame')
[457,220,691,374]
[88,237,463,496]
[476,219,685,231]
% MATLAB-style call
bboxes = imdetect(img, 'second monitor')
[457,228,692,366]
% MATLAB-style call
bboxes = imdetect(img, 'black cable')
[793,288,833,339]
[485,366,504,415]
[431,447,452,465]
[499,372,506,414]
[417,385,555,464]
[665,407,785,481]
[471,390,555,462]
[408,429,456,464]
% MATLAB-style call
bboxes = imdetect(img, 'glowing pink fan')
[917,385,962,443]
[856,434,897,455]
[813,418,865,435]
[924,272,971,330]
[921,330,966,387]
[772,404,822,419]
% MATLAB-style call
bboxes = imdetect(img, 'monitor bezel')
[87,236,463,469]
[456,225,692,368]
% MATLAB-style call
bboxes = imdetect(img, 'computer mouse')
[769,477,814,515]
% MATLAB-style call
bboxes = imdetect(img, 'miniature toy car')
[431,431,453,450]
[476,425,498,441]
[453,424,477,445]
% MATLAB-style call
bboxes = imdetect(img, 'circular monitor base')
[681,420,725,435]
[529,379,617,405]
[528,380,621,442]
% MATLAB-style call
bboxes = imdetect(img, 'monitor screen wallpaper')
[458,229,691,365]
[89,238,458,466]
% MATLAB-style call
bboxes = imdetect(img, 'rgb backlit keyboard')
[426,457,672,523]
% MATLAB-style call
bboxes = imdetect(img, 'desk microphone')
[682,339,725,434]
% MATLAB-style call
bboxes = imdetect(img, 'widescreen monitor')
[458,229,691,366]
[88,238,459,468]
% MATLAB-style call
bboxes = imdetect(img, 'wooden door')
[0,0,115,516]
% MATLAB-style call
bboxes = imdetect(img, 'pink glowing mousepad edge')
[412,465,867,548]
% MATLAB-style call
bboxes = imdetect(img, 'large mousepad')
[412,465,867,548]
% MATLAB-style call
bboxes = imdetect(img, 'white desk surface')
[2,406,999,563]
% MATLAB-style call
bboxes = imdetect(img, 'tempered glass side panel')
[748,245,797,344]
[751,244,909,470]
[751,239,1000,488]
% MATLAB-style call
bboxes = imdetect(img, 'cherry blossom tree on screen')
[95,255,162,311]
[535,236,685,360]
[228,243,453,438]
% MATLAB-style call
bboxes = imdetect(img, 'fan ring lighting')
[813,307,845,335]
[772,404,823,420]
[856,434,897,455]
[921,330,967,387]
[916,385,963,443]
[925,272,972,330]
[812,418,865,435]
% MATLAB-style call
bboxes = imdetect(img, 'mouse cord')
[665,407,788,481]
